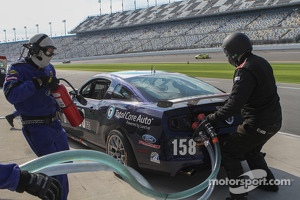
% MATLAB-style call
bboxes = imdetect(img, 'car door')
[70,78,111,148]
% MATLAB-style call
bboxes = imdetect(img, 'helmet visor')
[41,47,56,57]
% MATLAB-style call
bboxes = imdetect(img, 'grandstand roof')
[71,0,300,34]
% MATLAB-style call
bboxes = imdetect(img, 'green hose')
[20,141,221,200]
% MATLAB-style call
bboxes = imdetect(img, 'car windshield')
[125,74,223,102]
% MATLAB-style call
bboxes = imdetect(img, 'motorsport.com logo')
[209,169,293,194]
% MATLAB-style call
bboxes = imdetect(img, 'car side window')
[81,79,110,100]
[112,85,134,100]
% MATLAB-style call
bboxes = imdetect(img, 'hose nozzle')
[192,114,217,143]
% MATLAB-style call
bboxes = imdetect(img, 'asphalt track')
[60,49,300,64]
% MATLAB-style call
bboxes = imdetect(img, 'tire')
[106,130,138,169]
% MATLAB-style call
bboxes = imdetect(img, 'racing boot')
[5,113,15,127]
[257,170,279,192]
[246,150,279,192]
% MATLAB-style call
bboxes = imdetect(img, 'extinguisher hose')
[57,78,87,106]
[58,78,77,93]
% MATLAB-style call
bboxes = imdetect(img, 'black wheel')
[106,130,138,169]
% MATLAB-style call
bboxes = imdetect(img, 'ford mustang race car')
[61,70,242,176]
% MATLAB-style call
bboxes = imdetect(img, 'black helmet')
[222,32,252,66]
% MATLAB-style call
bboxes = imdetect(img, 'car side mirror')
[76,94,87,106]
[69,90,77,96]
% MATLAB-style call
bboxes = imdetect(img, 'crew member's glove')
[47,76,59,92]
[32,76,59,91]
[32,76,49,89]
[16,170,62,200]
[206,113,217,125]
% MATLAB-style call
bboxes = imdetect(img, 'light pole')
[13,28,16,42]
[98,0,101,15]
[110,0,112,14]
[62,20,67,36]
[24,26,27,40]
[36,24,39,33]
[3,29,6,42]
[49,22,52,37]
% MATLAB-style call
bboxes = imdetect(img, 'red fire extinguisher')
[52,84,84,127]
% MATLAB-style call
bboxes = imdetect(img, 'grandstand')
[1,0,300,62]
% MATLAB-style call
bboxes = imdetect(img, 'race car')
[0,56,7,87]
[0,67,6,87]
[62,60,71,64]
[61,70,242,176]
[195,53,209,59]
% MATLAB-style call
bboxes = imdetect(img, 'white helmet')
[26,33,57,68]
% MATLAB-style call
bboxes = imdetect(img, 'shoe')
[5,114,15,127]
[258,173,279,192]
[258,184,279,192]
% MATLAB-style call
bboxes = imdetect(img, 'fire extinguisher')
[52,80,85,127]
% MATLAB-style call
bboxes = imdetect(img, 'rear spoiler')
[157,93,229,108]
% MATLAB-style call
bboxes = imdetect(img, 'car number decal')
[172,139,197,156]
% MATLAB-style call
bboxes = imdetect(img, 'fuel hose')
[20,141,221,200]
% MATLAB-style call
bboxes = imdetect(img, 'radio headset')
[23,34,48,60]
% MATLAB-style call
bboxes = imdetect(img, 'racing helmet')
[26,33,57,68]
[222,32,252,67]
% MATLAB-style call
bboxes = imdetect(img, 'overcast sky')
[0,0,181,42]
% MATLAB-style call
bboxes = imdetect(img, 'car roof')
[93,70,173,79]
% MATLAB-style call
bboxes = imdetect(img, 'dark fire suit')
[208,53,282,197]
[3,58,69,200]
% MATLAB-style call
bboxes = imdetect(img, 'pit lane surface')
[0,85,299,200]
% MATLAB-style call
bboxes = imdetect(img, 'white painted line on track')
[278,131,300,138]
[278,86,300,90]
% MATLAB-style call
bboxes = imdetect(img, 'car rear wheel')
[106,130,138,169]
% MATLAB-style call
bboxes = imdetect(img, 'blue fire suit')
[0,164,20,191]
[3,58,69,200]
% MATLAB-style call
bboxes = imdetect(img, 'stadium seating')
[0,0,299,61]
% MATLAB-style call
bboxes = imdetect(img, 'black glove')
[32,76,49,89]
[206,113,217,125]
[32,76,59,91]
[47,76,59,92]
[16,170,62,200]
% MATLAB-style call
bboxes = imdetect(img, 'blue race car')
[61,70,242,176]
